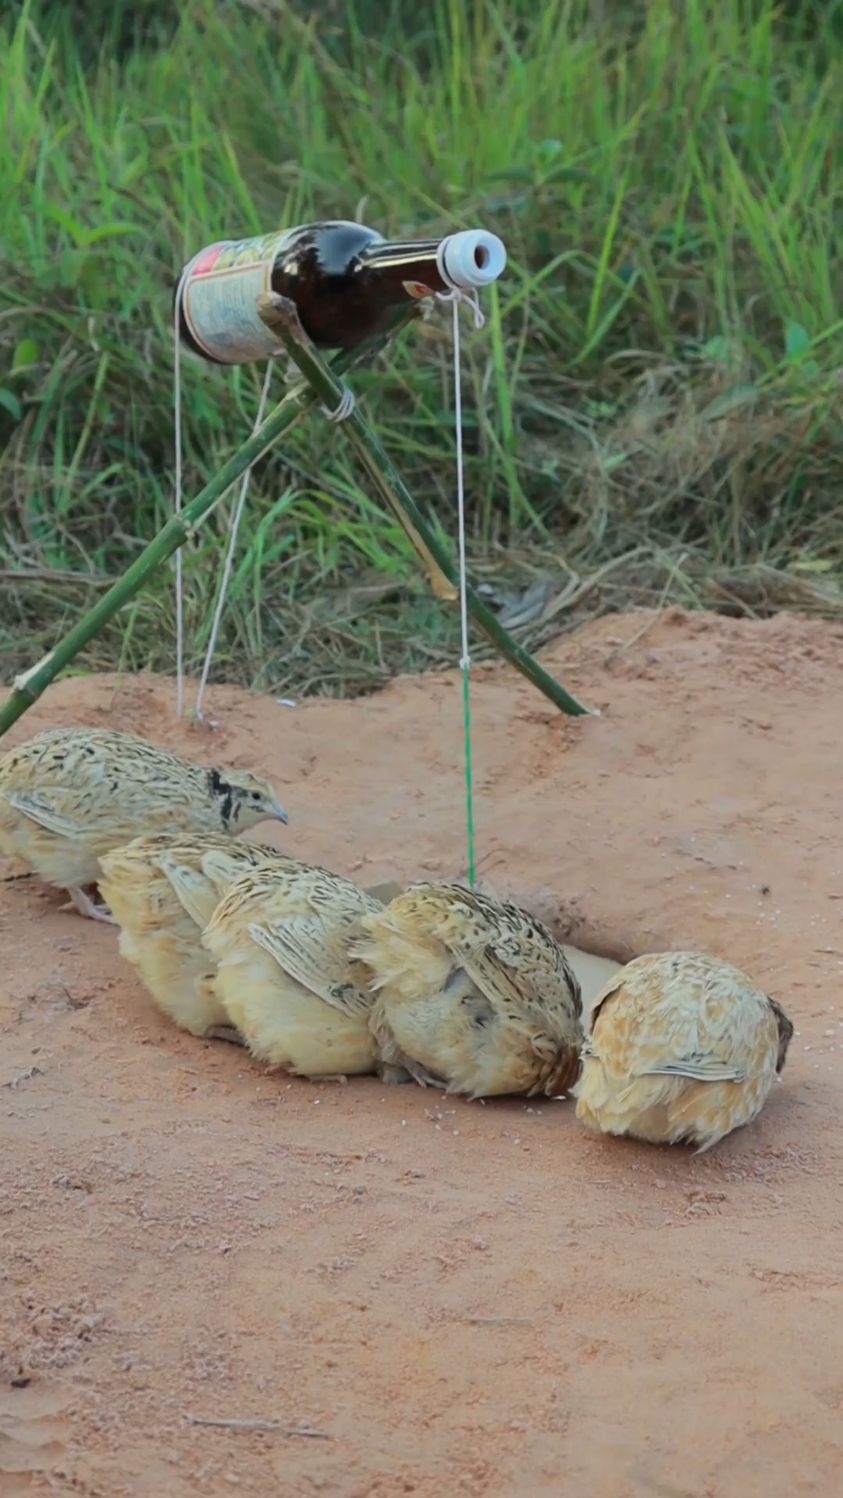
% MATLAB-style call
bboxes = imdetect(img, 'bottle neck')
[357,238,449,297]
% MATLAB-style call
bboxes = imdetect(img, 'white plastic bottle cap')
[438,229,507,290]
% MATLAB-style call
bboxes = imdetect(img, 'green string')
[461,660,477,887]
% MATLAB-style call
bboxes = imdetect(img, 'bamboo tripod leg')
[0,383,313,737]
[256,293,590,718]
[0,333,381,740]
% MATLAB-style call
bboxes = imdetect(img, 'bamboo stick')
[0,333,391,738]
[256,292,589,717]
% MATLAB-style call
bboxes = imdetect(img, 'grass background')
[1,0,841,701]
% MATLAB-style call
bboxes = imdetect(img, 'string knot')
[435,286,485,330]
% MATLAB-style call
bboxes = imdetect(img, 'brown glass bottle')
[175,220,505,366]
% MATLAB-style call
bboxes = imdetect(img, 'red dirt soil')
[1,608,842,1497]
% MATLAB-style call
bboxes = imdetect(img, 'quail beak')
[272,803,289,825]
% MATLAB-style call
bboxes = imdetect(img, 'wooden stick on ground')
[185,1414,330,1438]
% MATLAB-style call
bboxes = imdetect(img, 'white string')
[435,285,482,885]
[321,384,356,422]
[437,286,485,332]
[173,267,189,718]
[450,298,471,672]
[173,259,354,723]
[436,288,484,669]
[280,354,355,422]
[194,359,274,722]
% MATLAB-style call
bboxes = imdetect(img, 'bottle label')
[402,280,436,300]
[180,230,296,364]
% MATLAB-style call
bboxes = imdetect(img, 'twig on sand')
[2,1064,45,1090]
[185,1414,330,1438]
[465,1316,536,1326]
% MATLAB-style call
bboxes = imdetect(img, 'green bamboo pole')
[0,337,375,739]
[256,292,589,717]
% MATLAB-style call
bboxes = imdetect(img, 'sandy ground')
[2,607,842,1497]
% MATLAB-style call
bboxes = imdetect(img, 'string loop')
[321,384,356,423]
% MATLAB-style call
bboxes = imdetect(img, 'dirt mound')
[2,608,841,1496]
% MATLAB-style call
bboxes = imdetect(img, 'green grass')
[1,0,842,700]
